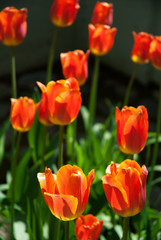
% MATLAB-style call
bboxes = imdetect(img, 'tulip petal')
[44,193,78,221]
[56,165,83,193]
[37,168,57,194]
[102,174,129,214]
[65,169,87,215]
[51,90,81,125]
[124,111,147,153]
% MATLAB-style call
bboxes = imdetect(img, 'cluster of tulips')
[0,0,161,239]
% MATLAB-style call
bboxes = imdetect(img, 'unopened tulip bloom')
[60,50,90,86]
[115,106,148,155]
[102,160,148,217]
[37,165,95,221]
[149,36,161,70]
[91,2,113,26]
[75,214,103,240]
[10,97,39,132]
[0,7,27,46]
[37,77,82,125]
[50,0,80,27]
[131,32,153,64]
[88,24,117,56]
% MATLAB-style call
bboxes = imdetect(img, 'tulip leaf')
[0,118,10,165]
[80,105,89,132]
[0,135,5,166]
[7,149,33,202]
[14,149,33,202]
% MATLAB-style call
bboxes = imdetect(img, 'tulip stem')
[67,119,77,164]
[122,217,130,240]
[123,63,139,106]
[41,125,47,171]
[54,217,61,240]
[10,131,22,240]
[58,125,64,169]
[46,27,59,84]
[65,221,69,240]
[10,46,17,99]
[88,55,100,128]
[147,78,161,198]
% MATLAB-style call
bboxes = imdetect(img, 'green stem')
[122,217,130,240]
[10,46,17,98]
[52,126,64,240]
[46,27,59,84]
[58,125,64,169]
[67,119,77,164]
[88,55,100,127]
[54,218,61,240]
[147,79,161,198]
[10,132,22,240]
[123,63,139,106]
[129,154,134,160]
[65,221,69,240]
[41,126,48,171]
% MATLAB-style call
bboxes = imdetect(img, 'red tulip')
[37,165,95,221]
[50,0,80,27]
[149,36,161,70]
[60,49,90,86]
[91,2,113,26]
[102,160,148,217]
[37,77,82,125]
[10,97,39,132]
[0,7,27,46]
[75,214,103,240]
[131,32,153,64]
[115,106,149,155]
[88,24,117,56]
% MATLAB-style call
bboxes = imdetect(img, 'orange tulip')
[75,214,103,240]
[0,7,27,46]
[37,165,95,221]
[115,106,148,155]
[50,0,80,27]
[37,77,82,126]
[88,24,117,56]
[102,160,148,217]
[131,32,153,64]
[91,2,113,26]
[149,36,161,70]
[10,97,39,132]
[60,50,90,86]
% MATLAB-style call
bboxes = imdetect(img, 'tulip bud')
[115,105,149,154]
[0,7,27,46]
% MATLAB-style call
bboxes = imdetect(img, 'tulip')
[115,105,149,155]
[88,24,117,56]
[75,214,103,240]
[149,36,161,70]
[37,77,82,126]
[0,7,27,46]
[10,97,39,132]
[131,32,153,64]
[37,165,95,221]
[60,50,90,86]
[50,0,80,27]
[91,2,113,26]
[102,160,148,217]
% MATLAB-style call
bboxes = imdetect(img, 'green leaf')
[0,118,10,165]
[80,105,89,132]
[8,149,33,202]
